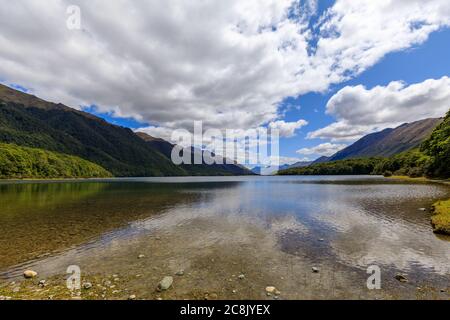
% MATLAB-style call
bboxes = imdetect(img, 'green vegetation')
[280,109,450,179]
[373,110,450,179]
[431,199,450,235]
[0,143,111,179]
[278,158,382,176]
[0,101,188,177]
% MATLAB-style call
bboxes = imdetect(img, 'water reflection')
[0,177,449,289]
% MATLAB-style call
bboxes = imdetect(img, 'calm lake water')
[0,176,449,299]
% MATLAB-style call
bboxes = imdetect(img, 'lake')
[0,176,449,300]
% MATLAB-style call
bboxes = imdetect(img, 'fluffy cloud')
[296,143,347,157]
[308,76,450,141]
[0,0,449,133]
[268,119,308,137]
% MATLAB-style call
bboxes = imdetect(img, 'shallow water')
[0,176,449,299]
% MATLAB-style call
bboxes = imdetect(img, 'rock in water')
[395,274,408,283]
[175,270,185,276]
[157,276,173,291]
[23,270,38,279]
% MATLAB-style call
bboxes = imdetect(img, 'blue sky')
[279,28,450,161]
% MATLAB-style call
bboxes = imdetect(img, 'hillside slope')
[0,84,188,177]
[329,118,443,161]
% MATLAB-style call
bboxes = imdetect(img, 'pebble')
[238,274,245,280]
[23,270,38,279]
[138,254,145,259]
[175,270,185,276]
[210,293,218,299]
[38,280,46,288]
[157,276,173,291]
[232,289,237,294]
[395,274,408,283]
[419,208,426,211]
[83,282,93,290]
[319,238,325,242]
[128,295,136,300]
[265,286,277,294]
[312,267,320,273]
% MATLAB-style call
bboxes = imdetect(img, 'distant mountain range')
[136,132,253,176]
[326,118,443,161]
[0,84,253,177]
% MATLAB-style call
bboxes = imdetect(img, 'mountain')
[136,132,254,176]
[285,161,313,169]
[328,118,443,161]
[312,156,330,164]
[0,84,251,177]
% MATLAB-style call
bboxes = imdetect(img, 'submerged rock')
[23,270,38,279]
[157,276,173,291]
[395,274,408,283]
[175,270,185,276]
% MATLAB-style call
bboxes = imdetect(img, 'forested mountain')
[0,84,251,177]
[328,118,443,161]
[136,132,254,176]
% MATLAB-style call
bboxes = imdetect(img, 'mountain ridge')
[327,118,443,161]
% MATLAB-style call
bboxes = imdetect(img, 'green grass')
[0,143,112,179]
[431,199,450,235]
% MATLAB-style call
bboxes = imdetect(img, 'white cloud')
[268,119,308,137]
[308,76,450,141]
[0,0,449,133]
[296,143,347,157]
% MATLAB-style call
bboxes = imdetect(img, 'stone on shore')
[265,286,277,294]
[312,267,320,273]
[83,282,93,290]
[157,276,173,291]
[23,270,38,279]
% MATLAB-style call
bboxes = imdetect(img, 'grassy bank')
[432,199,450,235]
